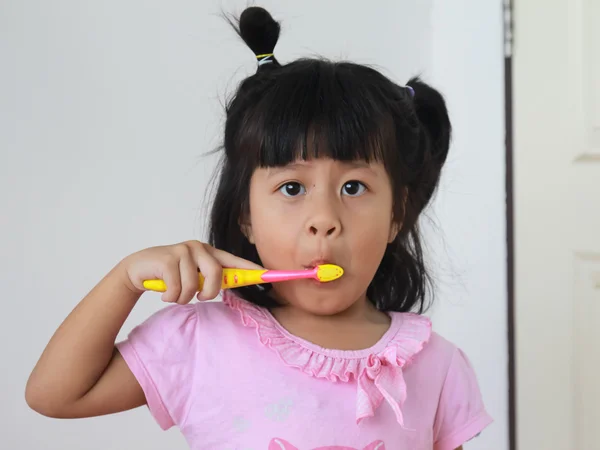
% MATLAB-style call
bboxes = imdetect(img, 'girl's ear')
[388,222,400,243]
[240,221,255,244]
[389,188,408,243]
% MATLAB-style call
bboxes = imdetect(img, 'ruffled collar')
[222,291,431,427]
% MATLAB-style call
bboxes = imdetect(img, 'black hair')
[209,6,451,313]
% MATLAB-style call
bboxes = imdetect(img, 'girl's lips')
[303,259,332,269]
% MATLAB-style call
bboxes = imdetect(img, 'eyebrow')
[265,160,373,177]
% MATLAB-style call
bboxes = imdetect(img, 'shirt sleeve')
[433,347,493,450]
[116,303,199,430]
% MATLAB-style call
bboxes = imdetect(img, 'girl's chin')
[269,280,369,316]
[289,294,364,317]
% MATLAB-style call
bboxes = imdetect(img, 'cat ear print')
[267,438,385,450]
[268,438,298,450]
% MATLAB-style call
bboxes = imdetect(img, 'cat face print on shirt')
[268,438,385,450]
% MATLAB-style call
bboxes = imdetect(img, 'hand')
[119,241,263,304]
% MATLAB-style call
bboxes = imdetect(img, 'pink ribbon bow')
[356,349,407,426]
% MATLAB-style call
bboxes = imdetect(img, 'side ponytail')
[404,76,452,213]
[407,77,451,161]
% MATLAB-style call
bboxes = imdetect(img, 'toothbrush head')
[315,264,344,282]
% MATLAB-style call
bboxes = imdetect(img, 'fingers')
[156,240,263,303]
[176,247,200,305]
[160,255,182,304]
[194,249,223,301]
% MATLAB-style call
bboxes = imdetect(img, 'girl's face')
[245,157,398,316]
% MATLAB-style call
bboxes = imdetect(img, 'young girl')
[26,7,492,449]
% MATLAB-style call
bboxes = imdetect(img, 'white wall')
[0,1,507,448]
[426,2,508,450]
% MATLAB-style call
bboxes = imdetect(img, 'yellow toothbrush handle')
[221,268,267,288]
[142,268,268,293]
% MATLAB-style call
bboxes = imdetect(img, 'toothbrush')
[142,264,344,293]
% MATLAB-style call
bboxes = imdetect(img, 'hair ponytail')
[404,76,452,213]
[227,7,282,71]
[407,77,451,161]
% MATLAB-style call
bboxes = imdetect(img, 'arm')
[25,263,146,418]
[433,345,493,450]
[25,241,262,419]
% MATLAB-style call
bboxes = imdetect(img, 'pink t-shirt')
[116,291,492,450]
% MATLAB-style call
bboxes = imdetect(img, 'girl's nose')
[307,215,342,238]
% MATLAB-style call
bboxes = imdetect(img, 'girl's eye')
[342,181,367,197]
[279,182,306,197]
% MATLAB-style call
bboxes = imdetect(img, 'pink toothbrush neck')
[260,267,318,283]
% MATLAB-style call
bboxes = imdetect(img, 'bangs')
[231,59,401,168]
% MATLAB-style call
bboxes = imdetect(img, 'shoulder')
[420,330,461,367]
[143,299,237,325]
[391,312,458,376]
[404,324,492,449]
[118,300,239,351]
[395,314,483,396]
[409,326,480,386]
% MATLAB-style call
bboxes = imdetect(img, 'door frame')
[504,1,517,449]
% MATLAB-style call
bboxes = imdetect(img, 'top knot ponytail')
[228,7,282,70]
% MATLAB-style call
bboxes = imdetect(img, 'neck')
[269,295,391,350]
[273,295,379,322]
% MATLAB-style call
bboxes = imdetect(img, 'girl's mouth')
[302,259,332,270]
